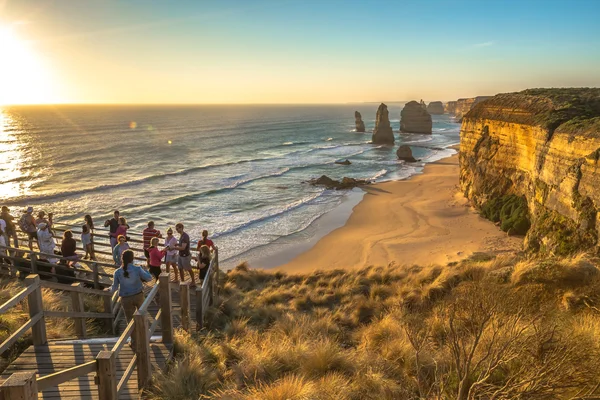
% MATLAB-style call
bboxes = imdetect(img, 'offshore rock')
[372,103,395,144]
[455,96,493,121]
[309,175,369,190]
[397,145,417,162]
[400,101,433,134]
[427,101,445,115]
[335,159,351,165]
[445,101,457,115]
[460,88,600,255]
[355,111,366,132]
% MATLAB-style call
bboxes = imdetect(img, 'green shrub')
[481,195,531,235]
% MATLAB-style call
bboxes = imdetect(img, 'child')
[198,244,211,282]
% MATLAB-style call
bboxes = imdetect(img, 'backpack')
[18,214,34,233]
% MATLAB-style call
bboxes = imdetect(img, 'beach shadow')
[363,186,392,195]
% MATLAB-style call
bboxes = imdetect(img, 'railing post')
[179,282,190,332]
[92,262,100,290]
[214,249,219,297]
[134,310,152,389]
[0,371,38,400]
[102,294,113,334]
[30,253,38,274]
[70,283,86,338]
[96,350,118,400]
[208,272,214,306]
[24,275,46,346]
[159,273,173,343]
[195,286,203,330]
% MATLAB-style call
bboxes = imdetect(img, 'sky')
[0,0,599,105]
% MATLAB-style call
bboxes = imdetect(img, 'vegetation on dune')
[148,255,600,400]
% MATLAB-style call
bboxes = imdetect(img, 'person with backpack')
[19,206,38,251]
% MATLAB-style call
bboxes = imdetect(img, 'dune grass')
[148,254,600,400]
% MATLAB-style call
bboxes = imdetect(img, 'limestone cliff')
[427,101,445,115]
[445,101,457,115]
[355,111,365,132]
[372,103,395,144]
[455,96,493,120]
[460,88,600,255]
[400,101,432,134]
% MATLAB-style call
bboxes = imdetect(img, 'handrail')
[117,355,137,394]
[138,284,159,314]
[45,311,113,319]
[37,360,96,391]
[0,284,39,314]
[111,319,134,355]
[40,280,112,296]
[148,309,162,336]
[0,312,43,354]
[52,222,145,238]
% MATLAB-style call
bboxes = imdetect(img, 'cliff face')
[426,101,445,115]
[445,101,457,115]
[372,103,395,144]
[355,111,365,132]
[455,96,493,120]
[460,88,600,255]
[400,101,432,134]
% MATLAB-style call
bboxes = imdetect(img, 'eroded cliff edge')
[460,88,600,255]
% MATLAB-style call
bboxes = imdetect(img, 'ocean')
[0,104,459,268]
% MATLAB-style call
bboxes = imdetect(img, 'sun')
[0,25,60,105]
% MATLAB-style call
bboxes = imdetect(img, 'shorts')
[165,253,177,264]
[149,265,162,280]
[178,254,192,270]
[27,231,38,240]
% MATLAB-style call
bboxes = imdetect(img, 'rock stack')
[354,111,365,132]
[372,103,395,144]
[445,101,457,115]
[426,101,445,115]
[396,145,417,162]
[400,101,433,134]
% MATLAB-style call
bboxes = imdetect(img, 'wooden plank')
[96,350,118,400]
[0,313,43,354]
[40,281,111,297]
[0,371,37,400]
[112,319,134,354]
[116,355,136,394]
[36,360,96,391]
[0,283,39,314]
[70,283,86,338]
[138,285,159,313]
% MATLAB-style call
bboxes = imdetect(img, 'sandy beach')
[276,153,521,273]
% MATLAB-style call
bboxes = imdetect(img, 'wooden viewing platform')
[0,247,220,400]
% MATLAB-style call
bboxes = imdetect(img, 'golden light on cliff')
[0,25,59,105]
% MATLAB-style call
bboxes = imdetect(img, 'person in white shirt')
[37,223,58,263]
[163,227,180,282]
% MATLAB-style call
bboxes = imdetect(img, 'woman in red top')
[147,237,167,281]
[114,217,129,240]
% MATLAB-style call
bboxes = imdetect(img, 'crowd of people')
[0,207,217,289]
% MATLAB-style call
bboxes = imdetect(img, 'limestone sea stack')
[400,101,433,134]
[445,101,457,115]
[426,101,445,115]
[354,111,365,132]
[396,145,417,162]
[372,103,395,144]
[460,88,600,254]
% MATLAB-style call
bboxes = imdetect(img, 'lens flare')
[129,121,137,129]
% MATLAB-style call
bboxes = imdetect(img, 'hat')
[38,222,47,229]
[26,206,33,213]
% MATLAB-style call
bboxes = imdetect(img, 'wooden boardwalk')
[1,343,172,399]
[0,248,219,400]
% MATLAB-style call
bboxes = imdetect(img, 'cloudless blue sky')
[1,0,599,103]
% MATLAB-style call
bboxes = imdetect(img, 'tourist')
[198,244,211,282]
[1,206,18,253]
[112,235,130,266]
[115,217,129,241]
[37,223,58,263]
[170,223,195,286]
[35,211,49,227]
[104,210,120,249]
[197,229,216,252]
[81,224,96,260]
[60,230,79,262]
[84,214,96,258]
[0,215,6,256]
[142,221,162,263]
[19,206,38,251]
[110,249,153,349]
[164,227,179,282]
[147,237,167,281]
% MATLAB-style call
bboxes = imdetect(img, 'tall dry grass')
[148,253,600,400]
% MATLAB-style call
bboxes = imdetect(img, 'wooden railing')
[195,248,219,330]
[0,274,113,355]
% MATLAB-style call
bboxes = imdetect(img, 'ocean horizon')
[0,104,459,268]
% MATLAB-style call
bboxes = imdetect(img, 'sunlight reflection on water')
[0,110,29,200]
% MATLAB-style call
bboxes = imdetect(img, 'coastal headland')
[276,151,521,273]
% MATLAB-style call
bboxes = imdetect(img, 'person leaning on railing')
[110,249,153,348]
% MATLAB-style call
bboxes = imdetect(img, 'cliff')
[445,101,457,115]
[460,88,600,255]
[354,111,365,132]
[372,103,395,144]
[455,96,493,120]
[400,101,432,134]
[427,101,445,115]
